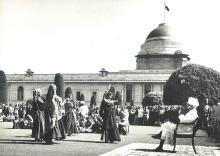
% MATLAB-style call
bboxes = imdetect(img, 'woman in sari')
[99,91,121,143]
[31,89,46,141]
[44,84,64,144]
[63,94,78,136]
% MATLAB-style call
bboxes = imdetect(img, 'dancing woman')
[63,94,78,136]
[99,91,121,143]
[31,89,46,141]
[44,84,63,144]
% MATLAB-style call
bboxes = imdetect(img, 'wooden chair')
[173,118,199,154]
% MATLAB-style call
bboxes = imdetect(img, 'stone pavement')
[99,143,220,156]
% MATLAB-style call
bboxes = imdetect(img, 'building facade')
[6,23,190,106]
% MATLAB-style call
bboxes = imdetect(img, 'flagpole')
[164,3,166,23]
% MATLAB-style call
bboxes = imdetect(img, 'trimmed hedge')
[142,93,162,107]
[90,95,97,106]
[0,70,7,104]
[65,87,73,99]
[80,93,85,101]
[163,64,220,106]
[54,73,65,99]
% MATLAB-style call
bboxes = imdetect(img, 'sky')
[0,0,220,74]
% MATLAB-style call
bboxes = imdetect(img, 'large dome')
[138,23,183,55]
[147,23,173,39]
[136,23,190,70]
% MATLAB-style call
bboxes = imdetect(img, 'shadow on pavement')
[62,139,106,144]
[206,137,220,143]
[15,136,31,138]
[0,139,46,145]
[134,149,176,153]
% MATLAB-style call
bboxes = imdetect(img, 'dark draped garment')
[44,96,64,143]
[63,101,78,135]
[99,100,121,142]
[31,97,45,140]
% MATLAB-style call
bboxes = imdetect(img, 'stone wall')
[8,82,126,106]
[8,81,165,106]
[136,57,178,70]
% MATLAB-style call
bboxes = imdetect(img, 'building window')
[17,86,24,101]
[126,84,132,102]
[76,91,81,101]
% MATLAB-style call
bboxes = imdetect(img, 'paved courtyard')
[0,122,219,156]
[100,143,219,156]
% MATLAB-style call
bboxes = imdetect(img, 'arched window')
[76,91,81,101]
[17,86,24,101]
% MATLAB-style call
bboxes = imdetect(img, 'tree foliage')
[142,93,162,107]
[163,64,220,106]
[80,93,85,101]
[65,87,73,99]
[54,73,65,99]
[90,94,97,107]
[0,70,7,104]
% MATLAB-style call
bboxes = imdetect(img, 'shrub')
[90,94,97,107]
[142,93,162,107]
[54,73,65,99]
[80,93,85,101]
[0,70,7,104]
[65,87,73,99]
[163,64,220,106]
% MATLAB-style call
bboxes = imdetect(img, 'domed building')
[136,23,190,70]
[6,23,190,106]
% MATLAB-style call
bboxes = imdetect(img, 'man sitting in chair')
[152,98,198,152]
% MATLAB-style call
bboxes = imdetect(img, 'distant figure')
[79,101,89,119]
[8,104,14,116]
[118,109,129,135]
[129,106,135,125]
[64,94,78,136]
[91,114,103,133]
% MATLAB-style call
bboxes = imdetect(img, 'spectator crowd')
[0,90,219,143]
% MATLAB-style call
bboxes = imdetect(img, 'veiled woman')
[31,89,46,141]
[63,94,78,136]
[44,84,64,144]
[99,91,121,143]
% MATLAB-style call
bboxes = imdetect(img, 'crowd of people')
[1,86,218,147]
[0,102,33,128]
[0,84,131,144]
[0,95,190,131]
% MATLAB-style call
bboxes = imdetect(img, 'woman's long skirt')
[44,120,64,142]
[102,111,121,143]
[57,119,66,139]
[44,120,61,143]
[63,113,78,135]
[32,111,45,140]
